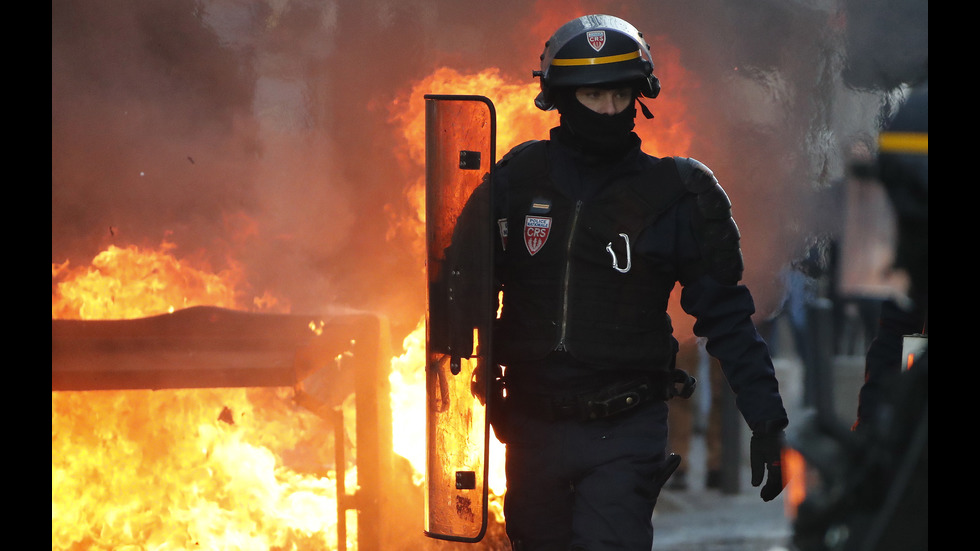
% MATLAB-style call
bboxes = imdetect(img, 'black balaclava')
[553,86,639,156]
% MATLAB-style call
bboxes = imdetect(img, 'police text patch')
[524,216,552,256]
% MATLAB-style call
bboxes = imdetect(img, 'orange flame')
[782,447,808,520]
[51,240,286,320]
[52,386,356,550]
[52,243,360,550]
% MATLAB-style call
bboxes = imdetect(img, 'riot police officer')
[454,14,790,550]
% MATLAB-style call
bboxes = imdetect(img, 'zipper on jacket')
[556,200,583,352]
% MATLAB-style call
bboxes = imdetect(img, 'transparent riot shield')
[423,95,496,542]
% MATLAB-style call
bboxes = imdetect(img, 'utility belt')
[505,369,696,422]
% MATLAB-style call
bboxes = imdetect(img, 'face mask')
[557,90,637,153]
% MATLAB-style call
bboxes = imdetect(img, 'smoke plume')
[52,0,927,341]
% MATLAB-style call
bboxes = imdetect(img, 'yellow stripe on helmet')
[878,131,928,155]
[551,50,641,67]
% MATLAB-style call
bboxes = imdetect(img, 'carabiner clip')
[605,233,632,274]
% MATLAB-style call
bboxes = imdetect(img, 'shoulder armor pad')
[676,157,731,219]
[675,157,716,193]
[675,157,743,284]
[497,140,541,168]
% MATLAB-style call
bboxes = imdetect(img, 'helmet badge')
[586,30,606,52]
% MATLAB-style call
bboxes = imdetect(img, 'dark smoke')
[52,0,926,341]
[840,0,928,90]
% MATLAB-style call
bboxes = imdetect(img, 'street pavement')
[652,475,794,551]
[645,351,867,551]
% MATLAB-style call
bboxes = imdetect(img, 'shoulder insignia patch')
[524,215,552,256]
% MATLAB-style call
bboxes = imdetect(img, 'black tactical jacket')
[483,128,787,430]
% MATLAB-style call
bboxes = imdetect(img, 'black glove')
[750,421,787,502]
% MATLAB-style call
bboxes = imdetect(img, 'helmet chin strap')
[637,98,654,119]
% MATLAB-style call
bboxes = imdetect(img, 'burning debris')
[218,405,235,424]
[51,238,512,550]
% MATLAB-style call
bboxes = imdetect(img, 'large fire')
[52,240,258,321]
[52,242,363,550]
[53,45,697,549]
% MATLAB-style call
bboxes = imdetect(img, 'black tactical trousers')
[503,399,671,550]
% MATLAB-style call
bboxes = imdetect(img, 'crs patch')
[587,30,606,52]
[524,215,552,256]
